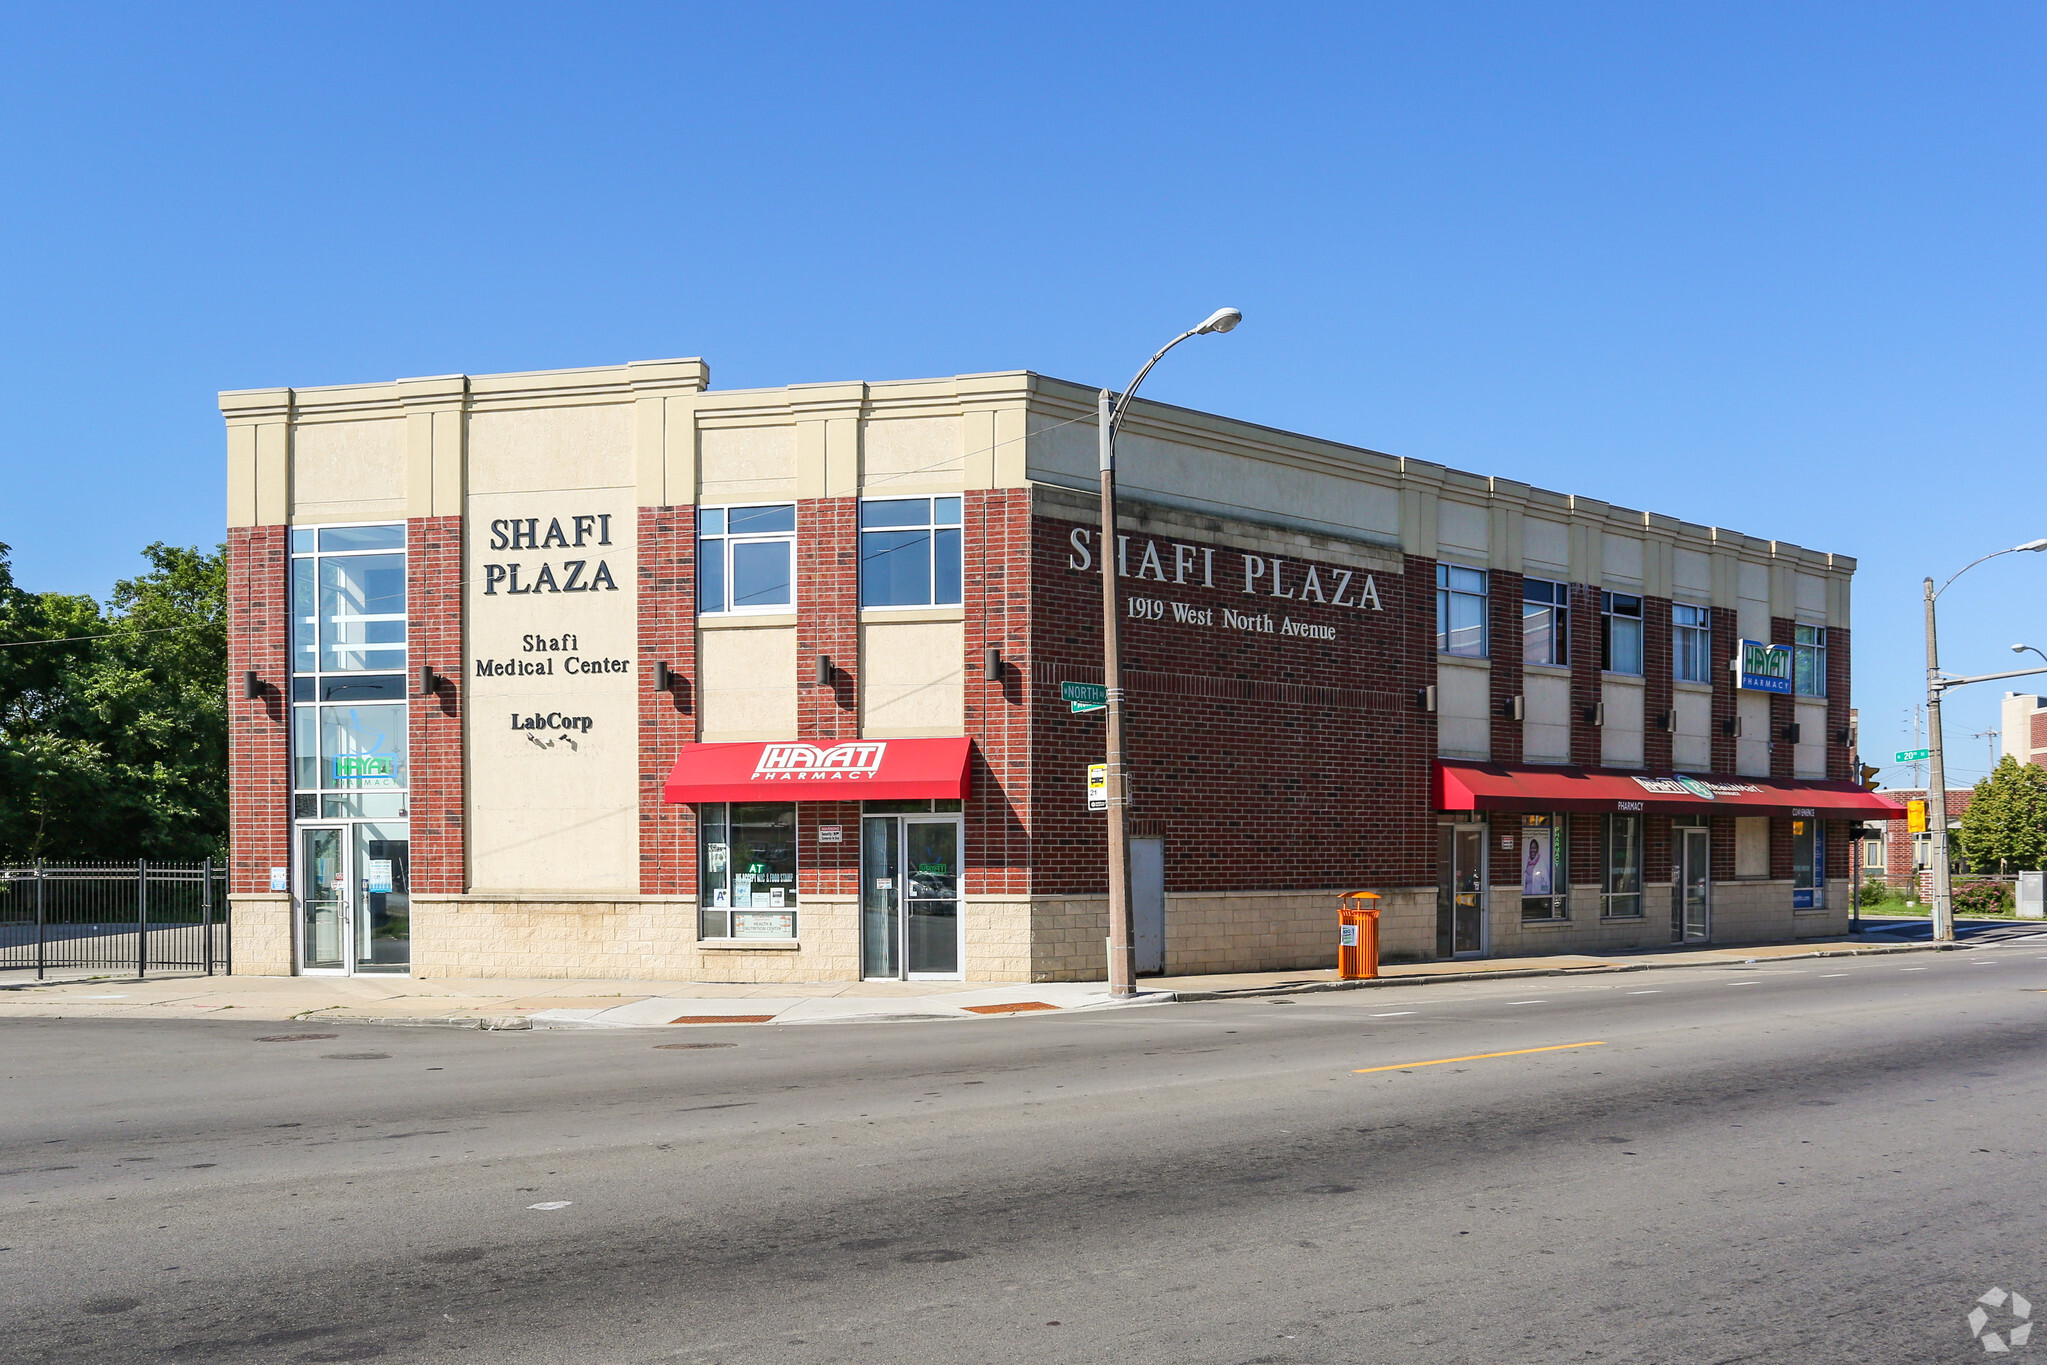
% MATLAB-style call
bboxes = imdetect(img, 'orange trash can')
[1338,891,1381,980]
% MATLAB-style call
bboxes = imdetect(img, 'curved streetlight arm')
[1104,327,1203,452]
[1935,540,2047,598]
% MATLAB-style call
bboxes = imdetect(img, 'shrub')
[1857,878,1893,907]
[1953,880,2014,916]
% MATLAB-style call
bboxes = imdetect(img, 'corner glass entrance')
[295,822,411,974]
[1674,824,1711,943]
[862,815,962,980]
[1436,823,1487,958]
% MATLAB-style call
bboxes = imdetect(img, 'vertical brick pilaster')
[407,516,465,894]
[1826,626,1852,781]
[638,506,698,897]
[964,489,1031,897]
[1770,616,1796,779]
[1643,595,1674,772]
[797,498,859,740]
[1709,608,1738,774]
[1570,584,1603,767]
[1488,568,1524,765]
[228,525,291,896]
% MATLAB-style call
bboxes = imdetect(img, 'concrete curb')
[322,1015,535,1030]
[1164,938,1973,1001]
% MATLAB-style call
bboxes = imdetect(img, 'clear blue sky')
[3,3,2041,785]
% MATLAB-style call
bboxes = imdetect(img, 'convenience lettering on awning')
[1434,760,1897,819]
[663,738,972,804]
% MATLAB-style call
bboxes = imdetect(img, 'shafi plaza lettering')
[222,356,1894,981]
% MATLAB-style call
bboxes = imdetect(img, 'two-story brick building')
[223,356,1892,982]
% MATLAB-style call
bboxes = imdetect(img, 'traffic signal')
[1860,762,1882,790]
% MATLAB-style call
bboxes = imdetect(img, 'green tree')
[0,540,227,863]
[1957,754,2047,875]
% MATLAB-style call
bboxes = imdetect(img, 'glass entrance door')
[299,825,348,972]
[296,822,411,974]
[1675,826,1711,943]
[1436,823,1487,958]
[861,815,963,980]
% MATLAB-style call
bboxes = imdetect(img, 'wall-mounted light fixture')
[418,665,442,696]
[816,655,835,686]
[1416,685,1437,713]
[1498,694,1524,721]
[1723,715,1743,738]
[1835,726,1852,745]
[1655,711,1676,733]
[984,645,1003,680]
[1782,722,1802,744]
[1583,703,1605,726]
[654,661,676,692]
[242,670,261,700]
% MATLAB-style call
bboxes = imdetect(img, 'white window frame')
[697,502,797,616]
[1794,624,1827,698]
[1522,579,1570,667]
[1601,812,1645,918]
[858,496,964,610]
[1672,602,1710,683]
[1436,563,1489,658]
[289,520,410,821]
[1601,591,1644,676]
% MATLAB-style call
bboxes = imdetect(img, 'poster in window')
[1523,830,1553,897]
[732,911,795,939]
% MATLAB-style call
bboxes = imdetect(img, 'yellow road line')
[1354,1041,1607,1074]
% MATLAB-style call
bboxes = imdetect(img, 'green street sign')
[1894,749,1930,763]
[1061,681,1106,714]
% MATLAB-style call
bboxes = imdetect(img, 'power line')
[0,620,219,650]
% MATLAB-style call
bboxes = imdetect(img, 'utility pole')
[1926,576,1955,941]
[1099,387,1135,998]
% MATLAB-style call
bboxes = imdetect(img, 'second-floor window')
[1601,591,1643,675]
[1523,579,1569,666]
[1673,603,1710,683]
[1436,564,1488,657]
[860,497,963,607]
[1794,624,1827,697]
[699,504,795,613]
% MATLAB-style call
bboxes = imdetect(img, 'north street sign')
[1062,681,1106,713]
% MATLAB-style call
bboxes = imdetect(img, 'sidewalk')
[0,930,1981,1028]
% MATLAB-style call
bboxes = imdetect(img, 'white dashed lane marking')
[1370,1012,1416,1017]
[1628,990,1661,995]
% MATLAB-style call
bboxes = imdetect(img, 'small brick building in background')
[223,356,1892,983]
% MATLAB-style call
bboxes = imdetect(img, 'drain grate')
[668,1014,776,1025]
[962,1001,1059,1015]
[254,1033,339,1042]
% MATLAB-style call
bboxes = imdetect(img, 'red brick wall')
[2033,711,2047,767]
[1028,515,1435,896]
[1826,627,1852,780]
[1642,596,1674,772]
[1709,608,1738,773]
[1569,585,1602,766]
[963,489,1031,896]
[637,506,697,897]
[407,516,464,895]
[1770,617,1796,780]
[228,526,291,896]
[797,498,859,742]
[1488,569,1524,765]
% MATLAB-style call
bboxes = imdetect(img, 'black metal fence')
[0,861,231,979]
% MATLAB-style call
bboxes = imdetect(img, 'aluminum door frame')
[1437,822,1489,959]
[1677,825,1712,943]
[295,823,353,976]
[901,816,964,981]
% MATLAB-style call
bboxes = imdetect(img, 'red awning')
[663,738,973,804]
[1434,760,1898,819]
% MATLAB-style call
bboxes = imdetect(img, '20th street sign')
[1062,681,1106,714]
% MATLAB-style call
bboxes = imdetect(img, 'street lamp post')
[1923,540,2047,941]
[1100,307,1242,996]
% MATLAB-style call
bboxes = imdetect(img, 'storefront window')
[1673,603,1710,683]
[1601,592,1643,675]
[290,525,408,819]
[698,802,798,939]
[1794,625,1827,697]
[1523,579,1569,666]
[1436,564,1488,657]
[1519,813,1568,921]
[860,497,963,607]
[698,505,796,613]
[1602,813,1644,917]
[1792,818,1826,908]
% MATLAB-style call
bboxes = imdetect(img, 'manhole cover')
[655,1042,739,1050]
[668,1015,774,1025]
[320,1052,392,1060]
[255,1033,339,1043]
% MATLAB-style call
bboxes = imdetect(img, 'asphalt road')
[9,940,2047,1364]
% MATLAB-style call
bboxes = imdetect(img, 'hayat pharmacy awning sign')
[1733,639,1793,693]
[663,738,973,803]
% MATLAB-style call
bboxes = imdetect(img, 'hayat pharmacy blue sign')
[1734,639,1792,694]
